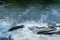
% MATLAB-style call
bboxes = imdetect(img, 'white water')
[0,4,60,40]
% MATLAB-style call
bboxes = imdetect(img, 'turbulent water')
[0,3,60,40]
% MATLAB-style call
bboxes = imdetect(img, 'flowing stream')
[0,1,60,40]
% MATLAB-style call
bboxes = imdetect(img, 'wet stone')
[8,25,24,31]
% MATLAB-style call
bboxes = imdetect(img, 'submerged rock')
[8,25,24,31]
[37,26,60,35]
[29,26,60,35]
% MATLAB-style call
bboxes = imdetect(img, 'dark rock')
[37,30,55,35]
[8,25,24,31]
[37,26,60,35]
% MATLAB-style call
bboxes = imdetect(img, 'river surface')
[0,2,60,40]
